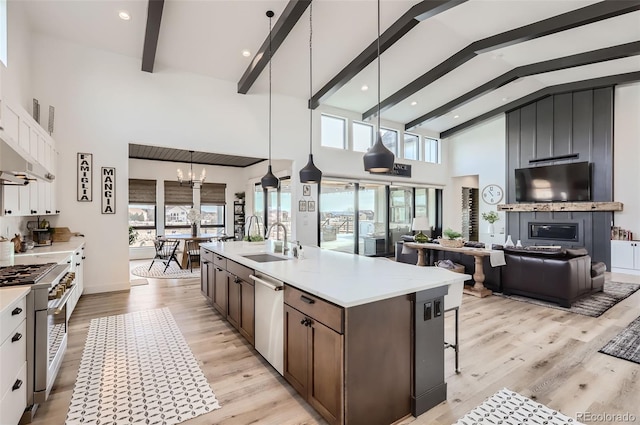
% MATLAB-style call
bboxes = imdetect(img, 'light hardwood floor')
[31,271,640,425]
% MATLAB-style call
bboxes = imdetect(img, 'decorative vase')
[487,223,495,236]
[191,223,198,236]
[516,239,523,248]
[504,235,514,247]
[414,231,429,243]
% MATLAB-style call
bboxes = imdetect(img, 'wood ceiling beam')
[438,71,640,139]
[237,0,312,94]
[406,41,640,130]
[309,0,467,109]
[363,0,640,121]
[141,0,165,73]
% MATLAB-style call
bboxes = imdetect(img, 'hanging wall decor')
[77,153,93,202]
[32,98,40,123]
[101,167,116,214]
[48,105,55,135]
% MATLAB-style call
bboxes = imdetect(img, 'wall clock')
[481,184,504,205]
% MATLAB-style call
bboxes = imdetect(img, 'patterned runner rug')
[66,308,220,425]
[496,280,640,317]
[454,388,583,424]
[131,263,200,279]
[599,314,640,364]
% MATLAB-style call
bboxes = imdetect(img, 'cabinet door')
[611,241,634,269]
[308,319,344,425]
[213,267,227,316]
[227,274,241,329]
[283,304,308,397]
[29,181,38,215]
[238,279,255,345]
[200,260,209,297]
[2,185,19,215]
[634,243,640,270]
[207,262,215,302]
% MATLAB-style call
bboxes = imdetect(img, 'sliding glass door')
[320,180,356,254]
[389,186,413,252]
[358,183,387,256]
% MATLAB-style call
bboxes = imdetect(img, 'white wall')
[4,0,31,107]
[613,82,640,238]
[443,115,507,246]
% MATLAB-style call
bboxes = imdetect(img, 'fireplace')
[529,223,579,241]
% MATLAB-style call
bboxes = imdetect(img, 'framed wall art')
[299,200,307,212]
[303,184,311,196]
[307,200,316,212]
[101,167,116,214]
[77,153,93,202]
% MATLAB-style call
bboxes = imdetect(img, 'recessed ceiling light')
[491,53,503,60]
[502,97,510,102]
[242,49,251,57]
[453,115,460,119]
[410,101,417,106]
[361,85,369,91]
[118,11,131,21]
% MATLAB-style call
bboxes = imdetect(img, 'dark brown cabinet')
[213,266,227,316]
[284,291,344,425]
[226,260,255,345]
[200,248,215,302]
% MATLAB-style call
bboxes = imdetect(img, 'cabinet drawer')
[0,297,26,345]
[0,320,26,395]
[227,260,253,284]
[0,361,26,425]
[213,253,227,269]
[285,285,343,334]
[201,248,215,263]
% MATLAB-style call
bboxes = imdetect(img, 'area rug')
[454,388,583,425]
[66,308,220,425]
[599,315,640,364]
[496,280,640,317]
[131,263,200,279]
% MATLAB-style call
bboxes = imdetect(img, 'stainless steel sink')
[241,253,289,263]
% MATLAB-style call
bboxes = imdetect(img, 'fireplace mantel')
[497,202,623,212]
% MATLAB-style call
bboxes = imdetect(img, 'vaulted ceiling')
[23,0,640,138]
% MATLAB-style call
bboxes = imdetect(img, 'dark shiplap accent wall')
[505,87,613,267]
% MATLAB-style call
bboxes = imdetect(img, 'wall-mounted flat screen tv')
[515,161,591,202]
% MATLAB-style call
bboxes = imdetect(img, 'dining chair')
[444,280,464,373]
[149,239,181,273]
[185,239,202,272]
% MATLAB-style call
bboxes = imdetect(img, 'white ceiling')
[22,0,640,137]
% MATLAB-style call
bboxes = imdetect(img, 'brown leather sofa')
[501,247,604,307]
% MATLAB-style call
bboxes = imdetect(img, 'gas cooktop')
[0,263,58,286]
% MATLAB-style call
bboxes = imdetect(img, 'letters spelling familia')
[78,154,91,201]
[102,168,115,213]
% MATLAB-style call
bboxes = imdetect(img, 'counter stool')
[444,280,464,373]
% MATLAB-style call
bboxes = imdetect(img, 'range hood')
[0,136,54,184]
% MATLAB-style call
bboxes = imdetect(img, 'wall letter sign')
[77,153,93,202]
[101,167,116,214]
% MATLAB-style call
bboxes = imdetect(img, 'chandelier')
[177,150,206,187]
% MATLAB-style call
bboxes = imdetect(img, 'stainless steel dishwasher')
[250,272,284,375]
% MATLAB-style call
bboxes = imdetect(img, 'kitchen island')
[199,241,469,425]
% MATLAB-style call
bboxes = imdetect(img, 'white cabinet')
[1,185,19,216]
[611,240,640,275]
[0,290,28,425]
[67,244,85,319]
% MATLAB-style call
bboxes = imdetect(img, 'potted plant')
[439,228,464,248]
[235,191,246,203]
[481,211,499,235]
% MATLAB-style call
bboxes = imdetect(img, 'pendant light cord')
[309,3,313,155]
[377,0,381,134]
[268,14,273,167]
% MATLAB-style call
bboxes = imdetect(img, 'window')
[353,122,373,152]
[128,179,157,247]
[321,114,346,149]
[380,128,398,156]
[266,177,292,240]
[404,133,419,160]
[200,182,226,237]
[164,181,193,235]
[425,138,441,164]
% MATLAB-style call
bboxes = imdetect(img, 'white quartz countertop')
[0,286,30,315]
[200,241,471,308]
[15,237,85,257]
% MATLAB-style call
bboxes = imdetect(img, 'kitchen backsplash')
[0,215,60,241]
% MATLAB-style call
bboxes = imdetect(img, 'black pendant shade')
[364,134,395,173]
[261,10,279,191]
[299,3,322,184]
[299,153,322,183]
[261,165,279,189]
[363,0,395,173]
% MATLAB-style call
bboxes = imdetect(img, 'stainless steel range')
[0,262,74,424]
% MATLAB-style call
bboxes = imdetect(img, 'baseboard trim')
[83,280,130,294]
[611,268,640,276]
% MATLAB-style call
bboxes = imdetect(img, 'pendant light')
[177,150,206,187]
[363,0,395,173]
[262,10,280,190]
[299,3,322,184]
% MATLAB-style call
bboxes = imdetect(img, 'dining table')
[161,234,216,269]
